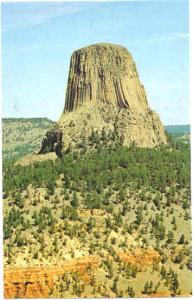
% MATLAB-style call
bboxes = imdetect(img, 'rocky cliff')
[64,43,148,112]
[40,43,167,156]
[4,256,100,298]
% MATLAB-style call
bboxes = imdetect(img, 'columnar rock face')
[64,43,148,113]
[40,43,167,156]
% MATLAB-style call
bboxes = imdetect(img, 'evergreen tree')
[71,192,79,207]
[128,286,135,297]
[178,233,185,244]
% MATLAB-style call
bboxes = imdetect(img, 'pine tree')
[111,276,118,293]
[143,281,149,294]
[71,192,79,207]
[178,233,185,244]
[167,230,174,243]
[128,286,135,297]
[136,209,143,225]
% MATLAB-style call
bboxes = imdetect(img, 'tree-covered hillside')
[2,117,54,160]
[165,125,190,137]
[2,118,189,163]
[3,137,191,297]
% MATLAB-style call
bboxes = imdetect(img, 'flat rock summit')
[40,43,167,157]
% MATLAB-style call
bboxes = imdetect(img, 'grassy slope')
[3,140,191,298]
[2,117,54,160]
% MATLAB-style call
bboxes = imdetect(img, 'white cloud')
[2,2,88,31]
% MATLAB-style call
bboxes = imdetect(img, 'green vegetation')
[3,126,191,297]
[3,142,190,196]
[2,117,53,160]
[165,125,190,138]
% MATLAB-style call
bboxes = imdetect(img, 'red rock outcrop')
[4,256,100,298]
[118,248,160,267]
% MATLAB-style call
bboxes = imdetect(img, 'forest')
[3,131,191,298]
[3,136,190,198]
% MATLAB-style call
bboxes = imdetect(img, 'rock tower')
[40,43,167,156]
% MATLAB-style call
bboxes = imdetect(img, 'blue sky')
[2,0,189,125]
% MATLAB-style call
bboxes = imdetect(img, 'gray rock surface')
[40,43,167,156]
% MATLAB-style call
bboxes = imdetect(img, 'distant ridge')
[2,117,54,123]
[2,118,54,160]
[165,125,190,137]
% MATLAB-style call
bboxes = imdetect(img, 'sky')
[1,0,189,125]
